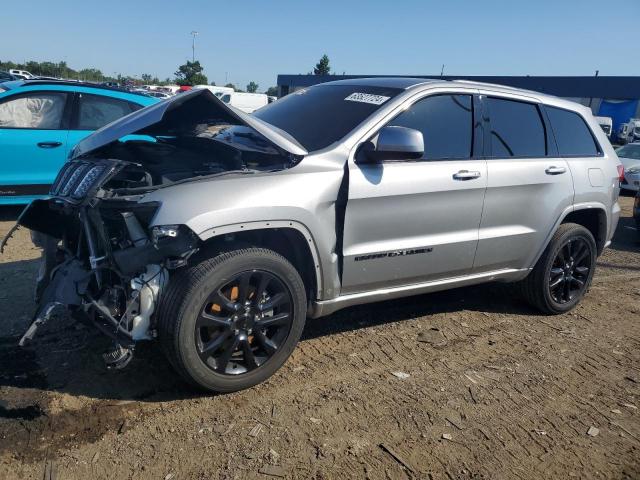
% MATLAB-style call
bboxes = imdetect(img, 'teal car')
[0,80,158,205]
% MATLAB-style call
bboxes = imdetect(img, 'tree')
[265,86,278,97]
[225,83,244,92]
[0,58,166,84]
[246,81,259,93]
[78,68,104,81]
[313,54,331,75]
[174,60,208,86]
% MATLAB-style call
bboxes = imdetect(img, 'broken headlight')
[71,165,107,199]
[59,163,91,196]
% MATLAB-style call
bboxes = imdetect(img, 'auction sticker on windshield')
[345,92,390,105]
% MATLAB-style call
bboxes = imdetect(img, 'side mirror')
[362,126,424,163]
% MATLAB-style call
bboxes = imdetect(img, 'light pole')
[190,31,199,62]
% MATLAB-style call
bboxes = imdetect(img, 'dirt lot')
[0,196,638,480]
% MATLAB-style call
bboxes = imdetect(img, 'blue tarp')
[597,99,639,133]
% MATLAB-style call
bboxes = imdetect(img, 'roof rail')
[19,79,149,97]
[452,79,542,96]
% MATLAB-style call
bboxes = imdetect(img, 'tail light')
[617,164,625,182]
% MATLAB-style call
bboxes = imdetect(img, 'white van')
[219,92,268,113]
[595,116,613,138]
[194,85,234,98]
[156,85,180,95]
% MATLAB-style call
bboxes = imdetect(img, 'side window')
[388,94,473,160]
[487,97,546,158]
[546,106,600,157]
[0,92,67,129]
[76,93,137,130]
[128,101,143,113]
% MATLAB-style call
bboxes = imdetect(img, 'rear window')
[487,97,547,158]
[253,85,403,151]
[76,93,140,130]
[546,106,600,157]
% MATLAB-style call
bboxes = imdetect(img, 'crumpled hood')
[71,88,307,158]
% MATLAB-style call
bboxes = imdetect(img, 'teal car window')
[0,92,67,129]
[76,93,139,130]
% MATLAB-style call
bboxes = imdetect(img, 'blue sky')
[4,0,639,91]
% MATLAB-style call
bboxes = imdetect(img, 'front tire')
[158,248,307,392]
[518,223,596,314]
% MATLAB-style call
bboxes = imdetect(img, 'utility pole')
[440,64,445,77]
[191,31,199,62]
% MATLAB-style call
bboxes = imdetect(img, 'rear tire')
[517,223,596,314]
[158,248,307,392]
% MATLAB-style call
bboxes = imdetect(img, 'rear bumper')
[609,201,621,246]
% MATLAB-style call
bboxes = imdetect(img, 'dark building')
[277,74,640,137]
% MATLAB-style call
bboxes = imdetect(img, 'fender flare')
[196,220,324,299]
[529,202,609,268]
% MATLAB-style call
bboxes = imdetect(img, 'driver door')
[0,91,71,200]
[341,93,487,294]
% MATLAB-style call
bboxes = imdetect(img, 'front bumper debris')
[2,159,198,357]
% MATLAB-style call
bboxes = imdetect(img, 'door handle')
[545,166,566,175]
[453,170,481,180]
[37,141,63,149]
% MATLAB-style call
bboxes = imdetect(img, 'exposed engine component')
[102,344,134,370]
[128,264,168,340]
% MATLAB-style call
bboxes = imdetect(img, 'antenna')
[190,31,199,62]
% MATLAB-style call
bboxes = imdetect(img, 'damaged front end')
[2,88,306,369]
[16,159,198,367]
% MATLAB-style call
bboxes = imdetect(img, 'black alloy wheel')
[158,247,307,393]
[196,270,293,375]
[547,238,593,304]
[517,223,596,315]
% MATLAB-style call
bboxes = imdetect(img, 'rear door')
[546,106,616,234]
[0,90,72,201]
[341,91,487,294]
[66,92,144,152]
[473,93,574,272]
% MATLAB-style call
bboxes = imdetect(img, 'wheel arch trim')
[196,220,324,299]
[531,202,609,268]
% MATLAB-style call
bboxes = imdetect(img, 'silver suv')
[5,78,622,392]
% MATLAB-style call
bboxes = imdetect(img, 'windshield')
[253,84,403,151]
[616,144,640,159]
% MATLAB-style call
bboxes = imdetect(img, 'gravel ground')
[0,196,638,480]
